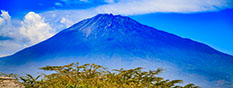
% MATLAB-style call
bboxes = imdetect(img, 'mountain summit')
[1,14,233,88]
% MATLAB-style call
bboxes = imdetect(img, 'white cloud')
[40,0,233,28]
[19,12,53,46]
[0,18,4,25]
[45,0,233,17]
[0,10,55,56]
[60,17,73,27]
[0,10,11,20]
[0,11,11,28]
[79,0,88,2]
[95,0,233,15]
[0,10,17,40]
[104,0,115,3]
[0,54,9,57]
[55,2,63,7]
[40,9,97,31]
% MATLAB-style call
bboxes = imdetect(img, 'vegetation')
[1,62,199,88]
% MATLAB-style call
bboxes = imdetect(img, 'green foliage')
[19,74,41,88]
[1,62,200,88]
[0,72,19,80]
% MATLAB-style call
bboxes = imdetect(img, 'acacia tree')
[1,62,200,88]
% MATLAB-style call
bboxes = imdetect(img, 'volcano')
[1,14,233,88]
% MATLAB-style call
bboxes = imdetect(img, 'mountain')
[1,14,233,88]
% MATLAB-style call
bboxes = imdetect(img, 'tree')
[1,62,200,88]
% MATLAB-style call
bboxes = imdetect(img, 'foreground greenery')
[1,62,199,88]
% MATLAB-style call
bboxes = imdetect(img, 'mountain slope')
[1,14,233,88]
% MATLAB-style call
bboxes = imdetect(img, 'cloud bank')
[95,0,233,15]
[0,11,54,56]
[40,0,233,28]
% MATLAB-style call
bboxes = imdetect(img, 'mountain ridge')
[1,14,233,88]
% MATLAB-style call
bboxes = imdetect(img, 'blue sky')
[130,9,233,55]
[0,0,233,56]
